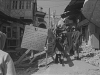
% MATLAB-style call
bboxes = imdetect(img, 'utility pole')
[53,10,56,29]
[49,8,51,28]
[32,0,37,26]
[51,10,56,29]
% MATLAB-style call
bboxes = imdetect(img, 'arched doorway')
[39,23,46,29]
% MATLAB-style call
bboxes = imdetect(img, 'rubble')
[80,45,100,67]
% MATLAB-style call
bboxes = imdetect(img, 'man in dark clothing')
[65,31,73,55]
[72,27,82,59]
[54,26,67,65]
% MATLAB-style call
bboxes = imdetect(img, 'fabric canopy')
[82,0,100,27]
[0,11,24,24]
[61,9,81,19]
[64,0,85,12]
[63,0,85,20]
[77,19,89,27]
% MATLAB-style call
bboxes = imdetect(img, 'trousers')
[73,43,79,58]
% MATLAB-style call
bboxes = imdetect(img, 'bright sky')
[37,0,71,16]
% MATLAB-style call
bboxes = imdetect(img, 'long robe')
[72,31,82,57]
[65,32,73,54]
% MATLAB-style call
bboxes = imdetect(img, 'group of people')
[54,17,82,64]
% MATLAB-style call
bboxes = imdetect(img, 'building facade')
[74,0,100,49]
[0,0,25,51]
[10,0,33,19]
[10,0,47,28]
[0,0,47,51]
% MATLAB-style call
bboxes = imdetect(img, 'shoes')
[77,57,80,60]
[55,59,59,64]
[74,57,80,60]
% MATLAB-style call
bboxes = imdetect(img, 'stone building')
[64,0,100,49]
[0,0,46,51]
[0,0,25,51]
[79,0,100,49]
[10,0,47,28]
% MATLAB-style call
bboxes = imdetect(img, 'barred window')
[19,1,24,9]
[12,27,17,38]
[15,1,17,9]
[21,1,24,9]
[12,1,18,9]
[12,1,15,9]
[7,27,11,38]
[26,1,31,9]
[19,1,21,9]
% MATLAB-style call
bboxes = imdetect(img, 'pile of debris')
[80,45,100,67]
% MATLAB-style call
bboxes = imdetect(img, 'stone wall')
[87,23,100,49]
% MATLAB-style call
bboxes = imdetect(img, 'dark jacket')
[72,31,82,46]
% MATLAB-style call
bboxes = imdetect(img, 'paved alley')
[32,57,100,75]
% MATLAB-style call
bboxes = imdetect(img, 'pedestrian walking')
[72,26,82,60]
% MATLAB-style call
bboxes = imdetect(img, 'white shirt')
[0,50,16,75]
[57,18,65,27]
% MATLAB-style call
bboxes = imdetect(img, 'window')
[7,5,9,9]
[2,26,6,34]
[12,27,17,38]
[15,1,18,9]
[12,1,15,9]
[20,28,24,44]
[19,1,24,9]
[7,39,17,46]
[12,1,18,9]
[26,1,31,9]
[19,1,21,9]
[21,1,24,9]
[38,18,44,22]
[7,27,11,38]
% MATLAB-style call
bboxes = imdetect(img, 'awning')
[64,0,85,12]
[68,0,85,6]
[63,0,85,19]
[68,14,78,20]
[36,11,46,18]
[0,11,25,24]
[77,19,89,27]
[82,0,100,27]
[20,19,33,23]
[61,9,81,18]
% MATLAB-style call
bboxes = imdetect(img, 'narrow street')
[1,0,100,75]
[32,56,100,75]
